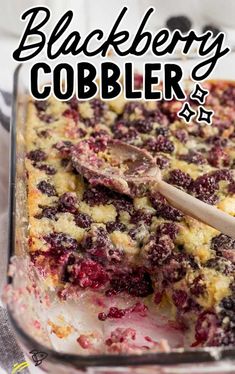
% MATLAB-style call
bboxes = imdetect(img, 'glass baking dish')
[6,53,235,373]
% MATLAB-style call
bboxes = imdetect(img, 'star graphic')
[177,102,196,123]
[190,83,209,104]
[197,106,214,125]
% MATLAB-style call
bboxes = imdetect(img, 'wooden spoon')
[72,139,235,238]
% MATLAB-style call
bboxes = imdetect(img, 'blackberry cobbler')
[26,79,235,351]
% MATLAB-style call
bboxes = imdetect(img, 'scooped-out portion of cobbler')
[26,79,235,352]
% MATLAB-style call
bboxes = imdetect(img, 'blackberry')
[87,136,108,153]
[172,290,188,309]
[124,102,144,116]
[205,257,235,276]
[38,113,54,123]
[112,194,133,213]
[114,125,139,143]
[58,192,78,213]
[65,258,109,288]
[155,222,179,240]
[166,15,192,33]
[83,186,110,206]
[106,221,126,233]
[174,129,188,143]
[37,180,57,196]
[54,141,73,158]
[222,86,235,107]
[74,213,92,229]
[189,275,206,297]
[35,206,58,220]
[150,193,183,221]
[206,135,228,147]
[147,236,174,266]
[156,127,169,137]
[27,149,47,162]
[202,24,221,37]
[167,169,193,190]
[207,146,230,168]
[63,108,79,122]
[179,151,206,165]
[130,210,153,226]
[156,155,170,169]
[107,267,153,297]
[220,296,235,311]
[162,254,189,283]
[34,163,57,175]
[134,119,153,134]
[145,135,175,154]
[67,95,78,110]
[91,98,107,122]
[35,100,48,112]
[44,232,78,252]
[211,234,235,252]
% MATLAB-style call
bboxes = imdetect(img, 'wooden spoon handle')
[157,180,235,239]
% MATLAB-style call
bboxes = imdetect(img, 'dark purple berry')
[58,192,77,213]
[162,254,189,283]
[27,149,47,162]
[106,221,126,233]
[35,100,48,112]
[35,206,58,220]
[205,257,235,276]
[147,236,174,266]
[145,135,175,154]
[34,163,57,175]
[202,24,221,37]
[172,290,188,309]
[107,267,153,297]
[211,234,235,252]
[206,135,228,147]
[150,193,183,221]
[220,296,235,310]
[222,86,235,107]
[189,275,206,297]
[156,127,169,137]
[155,222,179,240]
[156,155,170,169]
[207,146,230,168]
[74,212,92,229]
[179,151,206,165]
[166,15,192,33]
[134,119,153,134]
[83,186,110,206]
[44,232,78,252]
[65,258,109,288]
[113,125,139,143]
[167,169,193,190]
[38,113,54,123]
[174,129,188,143]
[111,194,133,213]
[37,180,57,196]
[68,96,78,110]
[130,210,153,226]
[54,141,73,158]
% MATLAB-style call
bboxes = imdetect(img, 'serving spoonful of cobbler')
[72,137,235,239]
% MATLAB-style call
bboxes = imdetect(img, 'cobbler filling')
[26,79,235,350]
